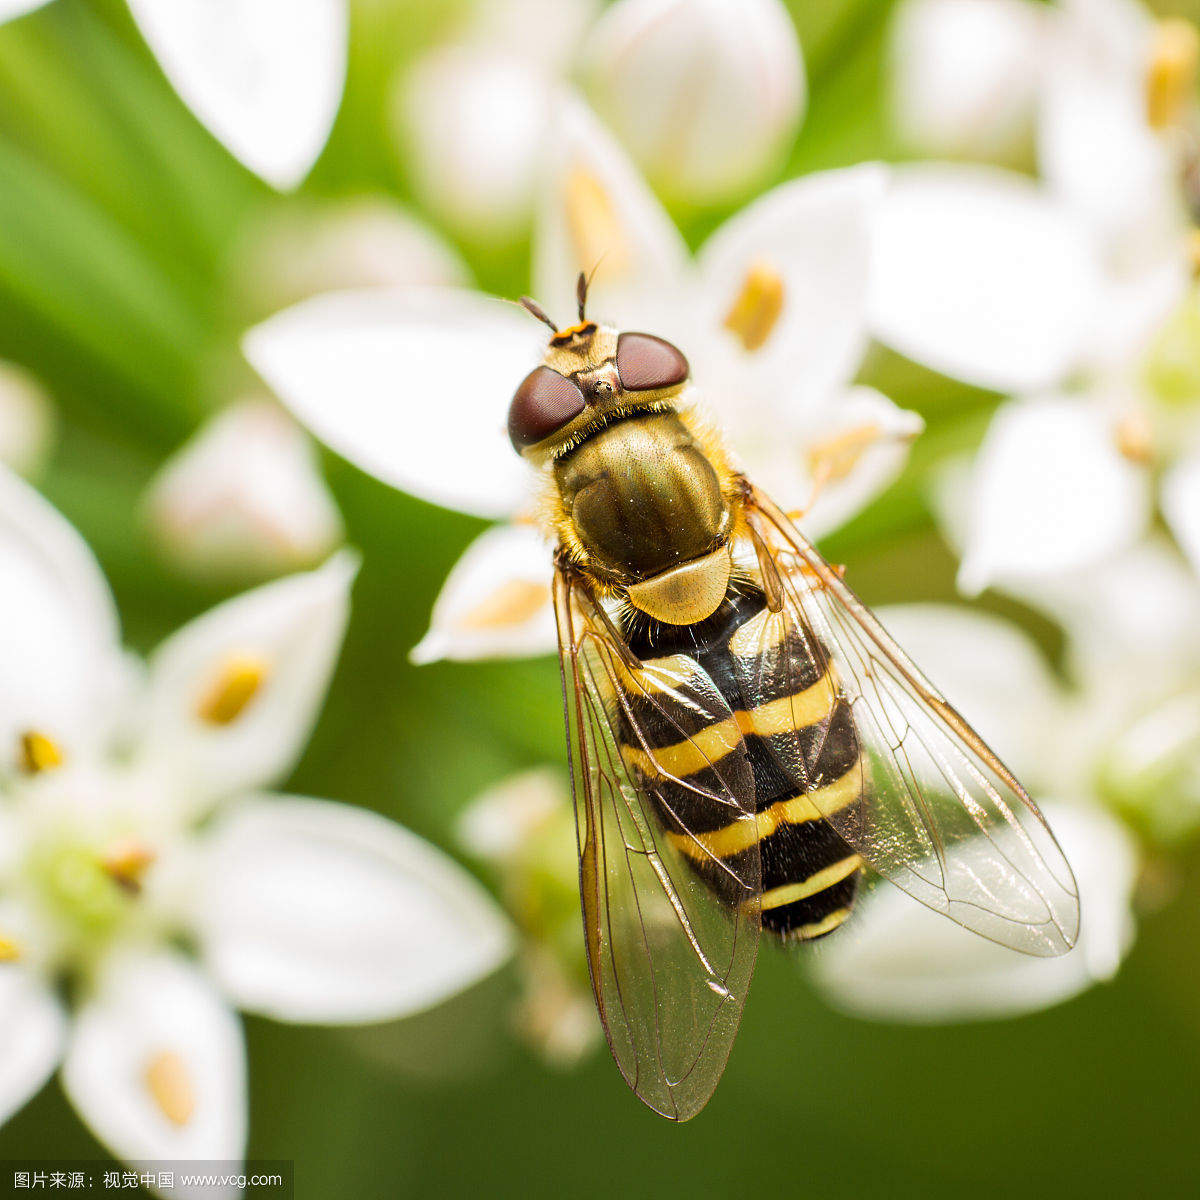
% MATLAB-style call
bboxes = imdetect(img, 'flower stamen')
[145,1050,195,1126]
[723,261,785,352]
[0,935,21,962]
[19,731,63,774]
[459,580,551,632]
[100,837,157,897]
[1114,412,1155,465]
[565,167,629,283]
[197,655,270,725]
[1147,18,1200,131]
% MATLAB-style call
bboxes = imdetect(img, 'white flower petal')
[411,523,556,664]
[466,0,600,75]
[731,386,922,535]
[0,969,65,1125]
[1163,454,1200,579]
[810,803,1136,1022]
[397,47,553,242]
[869,165,1103,392]
[126,0,346,190]
[245,288,539,519]
[872,603,1063,779]
[1038,0,1182,270]
[697,165,885,413]
[585,0,805,204]
[957,397,1150,594]
[62,952,246,1168]
[0,465,121,767]
[0,360,55,477]
[889,0,1045,159]
[192,797,513,1024]
[145,400,344,579]
[533,99,692,328]
[136,551,357,804]
[0,0,49,20]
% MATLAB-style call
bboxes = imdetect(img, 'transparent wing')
[554,569,761,1121]
[743,487,1080,957]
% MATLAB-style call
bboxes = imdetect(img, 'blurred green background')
[1,0,1198,1194]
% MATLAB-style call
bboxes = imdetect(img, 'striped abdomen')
[620,590,864,941]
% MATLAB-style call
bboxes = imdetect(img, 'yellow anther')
[459,580,551,632]
[196,654,269,725]
[1115,411,1155,465]
[805,423,884,486]
[1147,19,1200,130]
[565,166,629,283]
[0,935,21,962]
[100,837,157,896]
[145,1051,195,1126]
[1188,229,1200,276]
[18,731,63,774]
[723,261,786,352]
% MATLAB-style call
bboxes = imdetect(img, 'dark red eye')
[616,332,689,391]
[508,366,586,450]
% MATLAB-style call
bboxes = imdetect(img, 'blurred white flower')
[583,0,805,205]
[810,602,1141,1021]
[144,399,344,581]
[234,196,469,317]
[394,0,804,240]
[0,361,54,477]
[871,0,1200,595]
[0,1,348,189]
[889,0,1046,161]
[0,466,511,1188]
[458,769,601,1067]
[247,104,919,663]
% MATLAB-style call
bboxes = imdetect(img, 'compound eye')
[616,332,689,391]
[508,366,586,450]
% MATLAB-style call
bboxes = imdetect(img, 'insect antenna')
[576,259,605,321]
[519,295,558,333]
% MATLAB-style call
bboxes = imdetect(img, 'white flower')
[458,769,602,1067]
[233,196,469,318]
[393,0,805,239]
[0,0,347,190]
[247,104,920,663]
[876,0,1200,592]
[144,399,344,581]
[810,602,1141,1021]
[889,0,1047,161]
[583,0,805,205]
[0,466,511,1188]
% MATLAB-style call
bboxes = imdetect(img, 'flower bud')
[144,400,343,580]
[583,0,805,205]
[890,0,1045,161]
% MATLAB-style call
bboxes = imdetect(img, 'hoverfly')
[508,274,1080,1121]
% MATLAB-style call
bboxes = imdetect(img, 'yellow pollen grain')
[458,580,551,632]
[565,166,629,282]
[1114,412,1155,465]
[145,1051,195,1126]
[196,655,269,725]
[100,837,157,896]
[0,935,21,962]
[19,731,63,774]
[723,261,785,352]
[1147,19,1200,130]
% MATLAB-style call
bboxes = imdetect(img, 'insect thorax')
[553,409,732,588]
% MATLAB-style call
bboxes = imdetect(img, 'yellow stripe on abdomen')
[621,668,839,780]
[759,854,863,911]
[665,760,863,863]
